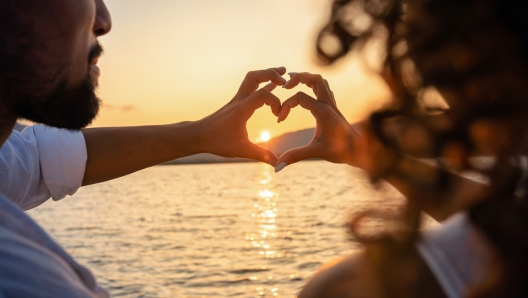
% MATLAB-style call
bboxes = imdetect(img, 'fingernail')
[288,72,298,77]
[282,80,290,88]
[275,162,287,173]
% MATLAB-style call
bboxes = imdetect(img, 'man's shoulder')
[0,126,36,153]
[0,193,49,240]
[0,224,93,297]
[13,122,27,132]
[0,194,101,297]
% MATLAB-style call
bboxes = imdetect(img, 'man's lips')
[87,42,103,86]
[90,64,100,76]
[89,64,100,87]
[90,56,101,76]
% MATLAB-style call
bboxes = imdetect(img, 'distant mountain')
[165,128,316,165]
[261,128,315,156]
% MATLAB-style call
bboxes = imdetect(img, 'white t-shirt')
[417,213,494,298]
[0,125,107,297]
[0,125,87,210]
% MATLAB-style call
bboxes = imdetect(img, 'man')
[0,0,287,296]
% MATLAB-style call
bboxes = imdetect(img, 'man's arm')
[82,122,201,186]
[82,68,287,186]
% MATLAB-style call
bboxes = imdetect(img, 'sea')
[28,160,421,297]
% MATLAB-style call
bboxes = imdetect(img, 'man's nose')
[93,0,112,36]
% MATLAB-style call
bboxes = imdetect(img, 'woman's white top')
[417,213,494,298]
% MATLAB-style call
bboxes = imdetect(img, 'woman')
[276,0,528,297]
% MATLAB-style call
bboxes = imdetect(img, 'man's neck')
[0,103,17,147]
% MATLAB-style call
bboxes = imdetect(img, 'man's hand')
[274,72,361,171]
[193,67,287,166]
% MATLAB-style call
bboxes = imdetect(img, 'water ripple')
[29,161,419,297]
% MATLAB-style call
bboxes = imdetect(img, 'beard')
[8,43,103,131]
[11,74,100,130]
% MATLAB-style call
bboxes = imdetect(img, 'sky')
[95,0,390,141]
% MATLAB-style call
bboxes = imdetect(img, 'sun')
[260,131,271,142]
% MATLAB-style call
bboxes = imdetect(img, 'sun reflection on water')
[255,171,280,258]
[246,164,284,297]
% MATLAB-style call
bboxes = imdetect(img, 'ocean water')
[28,161,413,297]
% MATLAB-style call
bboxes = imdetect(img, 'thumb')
[243,143,278,166]
[275,145,319,173]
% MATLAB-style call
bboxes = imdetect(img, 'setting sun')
[260,131,271,142]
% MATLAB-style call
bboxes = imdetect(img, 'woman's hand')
[193,67,287,166]
[274,72,363,172]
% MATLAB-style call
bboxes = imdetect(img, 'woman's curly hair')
[318,0,528,296]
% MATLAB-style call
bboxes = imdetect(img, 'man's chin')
[12,76,101,130]
[15,98,100,131]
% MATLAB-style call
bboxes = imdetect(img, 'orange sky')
[95,0,390,142]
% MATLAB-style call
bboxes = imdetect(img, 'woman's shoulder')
[298,244,447,298]
[298,253,384,298]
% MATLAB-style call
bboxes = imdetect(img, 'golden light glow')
[260,132,271,142]
[93,0,391,138]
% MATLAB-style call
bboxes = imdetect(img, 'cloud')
[103,104,138,113]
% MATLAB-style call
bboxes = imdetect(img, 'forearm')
[81,121,204,186]
[346,119,488,221]
[382,156,487,221]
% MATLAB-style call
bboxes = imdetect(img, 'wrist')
[168,120,206,156]
[344,129,362,168]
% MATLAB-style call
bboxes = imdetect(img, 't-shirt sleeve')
[0,125,87,210]
[32,125,87,201]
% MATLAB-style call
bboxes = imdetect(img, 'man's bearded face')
[0,0,111,130]
[10,43,103,130]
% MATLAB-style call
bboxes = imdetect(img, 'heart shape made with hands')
[209,68,356,171]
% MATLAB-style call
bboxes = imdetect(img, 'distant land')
[164,128,316,165]
[13,122,316,165]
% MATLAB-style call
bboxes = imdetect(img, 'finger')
[271,66,287,76]
[322,79,346,119]
[243,143,278,166]
[277,92,326,123]
[234,67,287,100]
[262,82,277,92]
[275,145,320,172]
[245,88,282,117]
[323,79,336,105]
[283,72,332,104]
